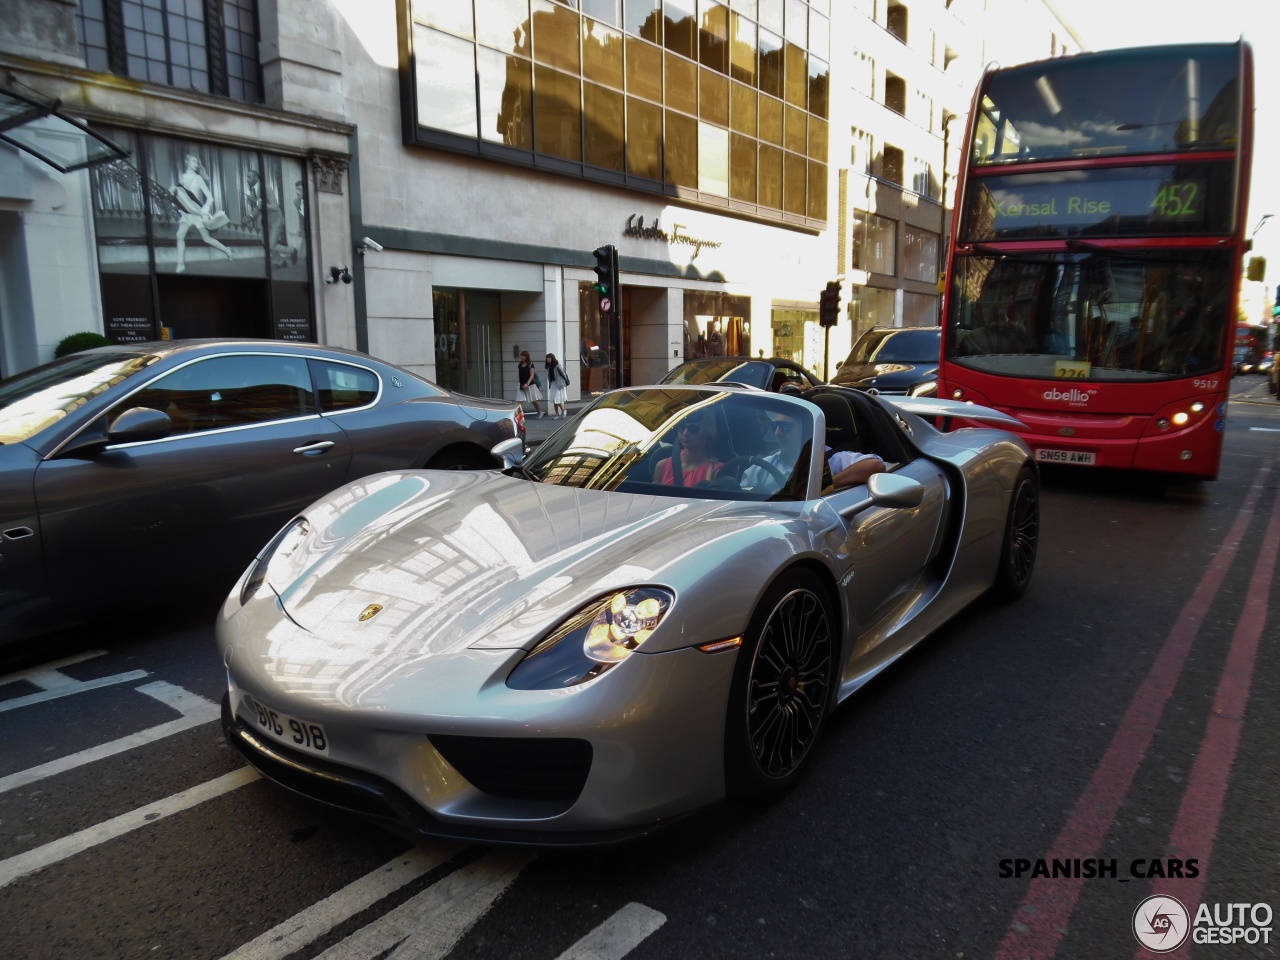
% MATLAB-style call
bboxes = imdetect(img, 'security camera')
[361,237,384,252]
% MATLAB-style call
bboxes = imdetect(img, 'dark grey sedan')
[0,340,523,645]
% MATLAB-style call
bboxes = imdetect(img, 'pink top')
[656,457,723,487]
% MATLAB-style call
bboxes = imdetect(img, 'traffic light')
[819,280,841,328]
[592,244,619,317]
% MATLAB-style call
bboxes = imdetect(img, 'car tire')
[724,569,836,800]
[425,448,492,470]
[993,463,1039,601]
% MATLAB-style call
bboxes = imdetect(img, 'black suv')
[831,326,942,396]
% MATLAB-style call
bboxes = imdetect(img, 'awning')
[0,82,128,173]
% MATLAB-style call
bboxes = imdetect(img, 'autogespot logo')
[1133,895,1190,953]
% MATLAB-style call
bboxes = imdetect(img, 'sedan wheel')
[726,571,835,798]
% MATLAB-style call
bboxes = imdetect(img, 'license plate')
[1036,448,1097,466]
[240,694,329,757]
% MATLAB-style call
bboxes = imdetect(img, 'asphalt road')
[1,377,1277,960]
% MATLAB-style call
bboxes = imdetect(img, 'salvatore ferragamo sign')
[623,215,722,259]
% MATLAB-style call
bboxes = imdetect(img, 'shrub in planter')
[54,332,112,358]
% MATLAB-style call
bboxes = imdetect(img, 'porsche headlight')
[238,517,310,606]
[506,587,674,690]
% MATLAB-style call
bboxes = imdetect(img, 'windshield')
[848,329,941,364]
[973,44,1241,165]
[0,350,158,444]
[521,387,815,501]
[945,251,1232,380]
[660,359,771,388]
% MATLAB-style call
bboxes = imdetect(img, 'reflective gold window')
[700,68,728,127]
[759,94,782,145]
[415,26,477,136]
[808,57,829,119]
[784,103,805,154]
[665,111,698,187]
[624,0,661,42]
[584,82,625,170]
[757,0,782,34]
[807,160,826,218]
[664,0,696,59]
[784,150,805,215]
[627,96,662,179]
[417,0,473,39]
[583,17,623,88]
[665,53,698,115]
[534,64,582,160]
[478,46,533,148]
[626,37,663,101]
[784,41,806,108]
[729,12,756,85]
[532,0,580,73]
[730,132,756,201]
[730,81,756,135]
[699,1,729,74]
[807,115,827,160]
[758,29,783,98]
[475,0,530,55]
[759,144,782,208]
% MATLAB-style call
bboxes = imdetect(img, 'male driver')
[743,408,885,494]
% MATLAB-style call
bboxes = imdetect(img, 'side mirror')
[838,472,925,517]
[491,437,525,469]
[107,406,173,444]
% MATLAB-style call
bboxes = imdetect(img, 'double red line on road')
[993,463,1275,960]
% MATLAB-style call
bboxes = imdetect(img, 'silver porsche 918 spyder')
[217,384,1038,844]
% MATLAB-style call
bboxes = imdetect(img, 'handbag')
[202,211,230,231]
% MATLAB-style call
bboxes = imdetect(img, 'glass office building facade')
[400,0,830,228]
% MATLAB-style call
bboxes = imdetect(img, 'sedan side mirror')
[107,406,173,444]
[491,437,526,469]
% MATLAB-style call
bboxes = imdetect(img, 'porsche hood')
[263,470,769,658]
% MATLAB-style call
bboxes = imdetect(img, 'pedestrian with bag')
[518,351,545,418]
[545,353,571,419]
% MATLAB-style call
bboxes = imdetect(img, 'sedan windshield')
[521,388,815,501]
[849,329,941,364]
[659,359,771,388]
[0,351,157,444]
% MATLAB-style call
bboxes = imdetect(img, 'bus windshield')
[945,251,1233,381]
[972,44,1241,165]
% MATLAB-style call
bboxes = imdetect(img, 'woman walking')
[545,353,570,419]
[517,351,544,418]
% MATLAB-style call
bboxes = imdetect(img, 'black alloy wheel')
[726,570,835,797]
[994,463,1039,600]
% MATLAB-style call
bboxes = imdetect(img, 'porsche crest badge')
[358,603,384,622]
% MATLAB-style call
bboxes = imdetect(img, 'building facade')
[0,0,1078,394]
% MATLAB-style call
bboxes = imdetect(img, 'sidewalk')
[521,401,590,445]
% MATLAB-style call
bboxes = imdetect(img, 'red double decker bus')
[939,42,1253,479]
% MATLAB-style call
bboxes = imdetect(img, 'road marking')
[0,681,220,794]
[0,650,105,685]
[1249,426,1280,431]
[993,461,1273,960]
[554,903,667,960]
[1136,481,1280,959]
[0,767,259,889]
[0,669,150,713]
[314,848,536,960]
[219,844,465,960]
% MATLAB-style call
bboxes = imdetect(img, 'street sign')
[600,297,611,314]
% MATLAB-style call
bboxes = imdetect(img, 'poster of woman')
[147,138,267,277]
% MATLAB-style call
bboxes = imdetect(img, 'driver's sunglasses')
[770,419,797,435]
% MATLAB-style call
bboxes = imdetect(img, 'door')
[464,291,501,398]
[34,352,354,607]
[0,444,52,639]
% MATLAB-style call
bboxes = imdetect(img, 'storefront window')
[849,286,897,332]
[579,281,621,394]
[903,292,939,327]
[683,291,750,358]
[852,211,896,275]
[770,306,818,375]
[903,226,939,283]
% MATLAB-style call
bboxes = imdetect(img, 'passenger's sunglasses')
[680,422,705,435]
[770,419,798,434]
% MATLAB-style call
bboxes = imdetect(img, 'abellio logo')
[1043,387,1097,403]
[1133,895,1190,953]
